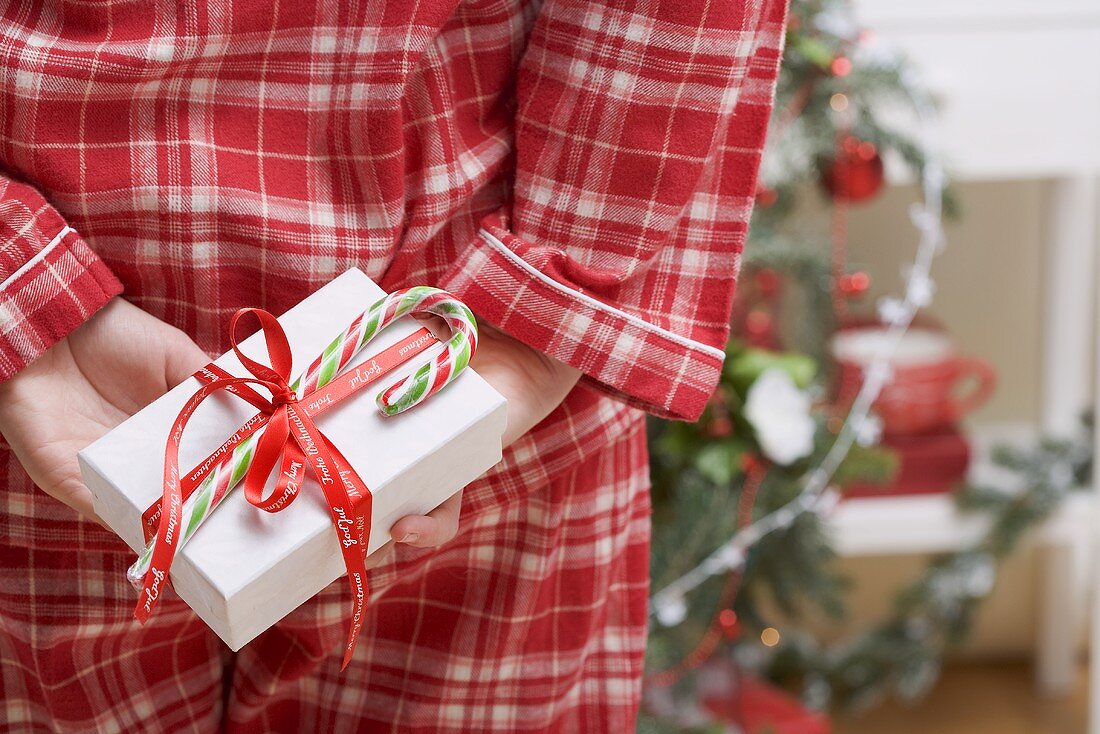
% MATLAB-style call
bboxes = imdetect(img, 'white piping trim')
[478,228,727,361]
[0,226,76,294]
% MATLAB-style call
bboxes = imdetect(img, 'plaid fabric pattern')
[0,0,786,731]
[442,1,786,420]
[0,179,122,379]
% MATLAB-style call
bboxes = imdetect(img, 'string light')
[654,594,688,627]
[760,627,781,647]
[864,361,895,388]
[877,296,909,326]
[905,269,936,308]
[830,93,849,112]
[854,414,884,447]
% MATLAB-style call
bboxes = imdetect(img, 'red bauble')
[704,389,734,438]
[755,185,779,208]
[822,137,884,202]
[754,268,781,296]
[705,414,733,438]
[745,309,773,338]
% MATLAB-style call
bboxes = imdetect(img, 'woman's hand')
[390,321,580,548]
[465,322,582,448]
[0,297,434,573]
[0,297,210,524]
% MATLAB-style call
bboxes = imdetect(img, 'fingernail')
[399,532,420,544]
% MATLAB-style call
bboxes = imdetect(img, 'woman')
[0,1,786,730]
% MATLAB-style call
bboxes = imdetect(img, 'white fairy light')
[817,487,843,515]
[905,270,936,308]
[921,161,946,190]
[964,554,997,598]
[909,203,946,252]
[908,203,936,232]
[877,297,909,326]
[863,361,894,389]
[854,414,883,447]
[715,545,745,570]
[654,595,688,627]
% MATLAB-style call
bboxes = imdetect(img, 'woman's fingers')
[390,490,463,548]
[162,324,213,389]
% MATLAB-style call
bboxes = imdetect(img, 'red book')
[696,660,831,734]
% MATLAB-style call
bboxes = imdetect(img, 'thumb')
[162,327,212,389]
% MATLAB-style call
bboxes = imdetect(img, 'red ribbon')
[135,308,437,669]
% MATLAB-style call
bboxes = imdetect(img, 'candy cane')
[127,287,477,586]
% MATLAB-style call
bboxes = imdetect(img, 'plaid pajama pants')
[1,388,652,732]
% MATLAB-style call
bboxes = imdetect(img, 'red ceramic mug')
[830,326,996,436]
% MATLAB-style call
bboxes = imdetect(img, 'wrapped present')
[695,659,831,734]
[78,269,507,666]
[702,673,831,734]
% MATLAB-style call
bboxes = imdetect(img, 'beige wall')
[846,180,1048,425]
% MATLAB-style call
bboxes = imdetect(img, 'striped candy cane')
[127,287,478,586]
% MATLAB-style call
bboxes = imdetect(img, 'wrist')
[478,320,580,389]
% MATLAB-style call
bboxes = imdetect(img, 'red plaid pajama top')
[0,1,786,731]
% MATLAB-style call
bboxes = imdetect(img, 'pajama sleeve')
[439,0,788,420]
[0,174,122,381]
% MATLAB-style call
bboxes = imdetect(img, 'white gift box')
[78,269,507,651]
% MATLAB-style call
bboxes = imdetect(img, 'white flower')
[744,368,816,465]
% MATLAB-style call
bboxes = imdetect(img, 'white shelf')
[829,492,1094,558]
[825,421,1094,557]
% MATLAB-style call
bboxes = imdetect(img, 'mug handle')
[946,357,997,421]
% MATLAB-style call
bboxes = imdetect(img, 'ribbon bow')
[133,287,478,669]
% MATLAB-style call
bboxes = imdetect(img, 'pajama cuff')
[0,219,122,382]
[438,213,726,421]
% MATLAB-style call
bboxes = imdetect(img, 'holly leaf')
[725,347,818,395]
[792,36,837,70]
[695,441,750,486]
